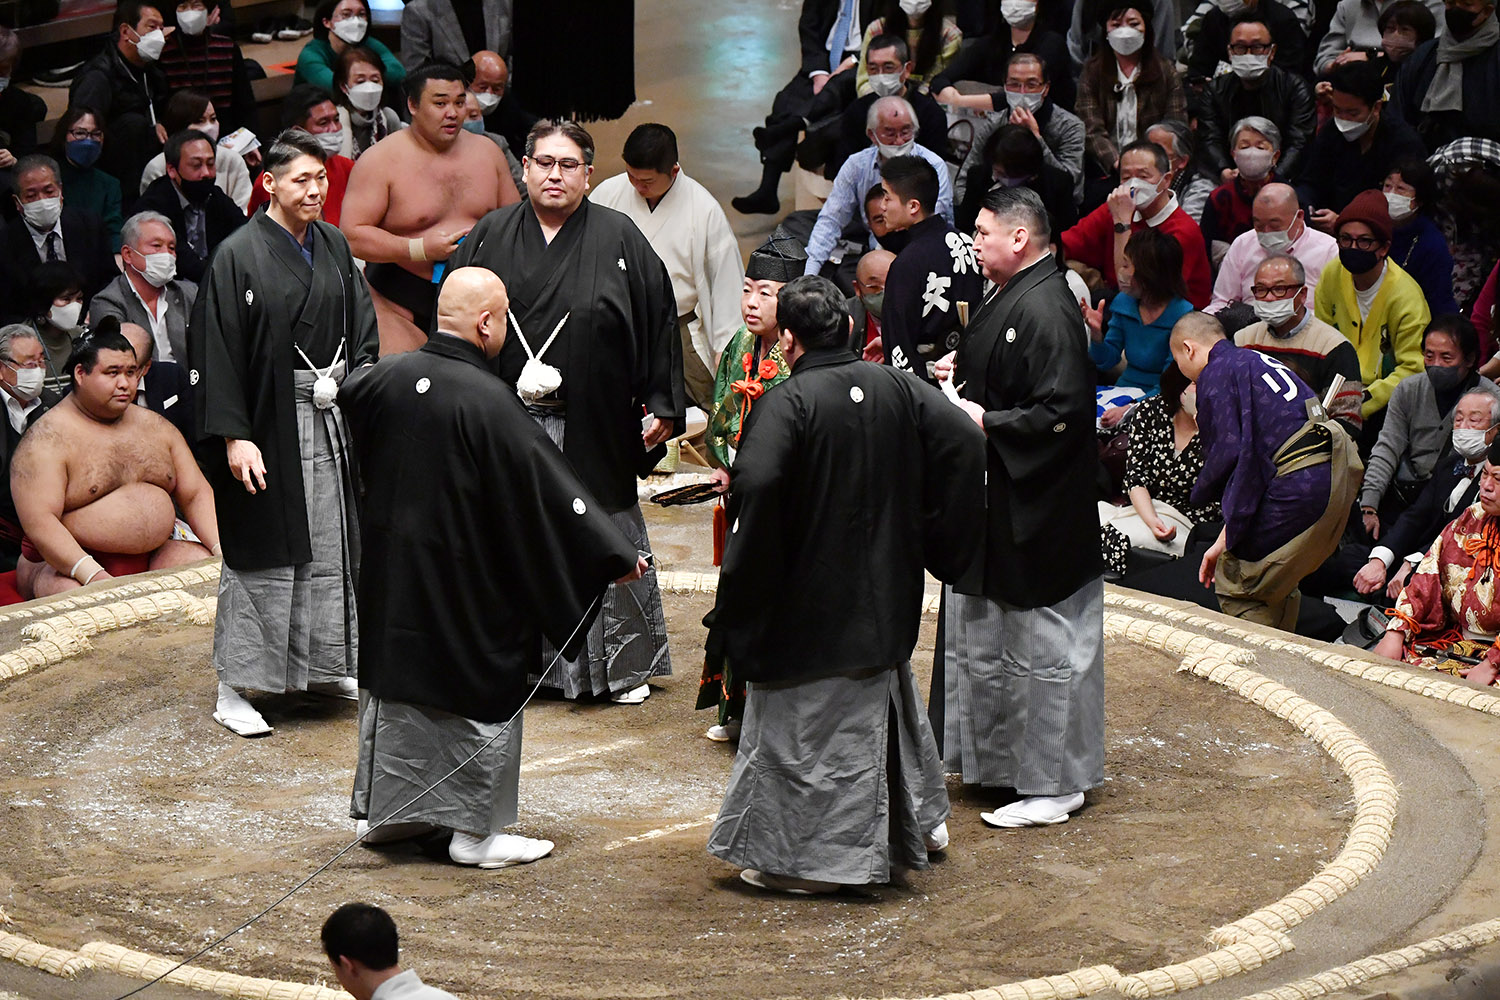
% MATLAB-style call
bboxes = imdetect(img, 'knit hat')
[746,226,808,282]
[1335,189,1393,244]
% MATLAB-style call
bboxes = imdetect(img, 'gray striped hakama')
[528,409,672,698]
[214,365,358,692]
[708,661,950,886]
[350,694,522,837]
[944,577,1106,795]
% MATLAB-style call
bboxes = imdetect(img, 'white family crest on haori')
[923,272,953,317]
[415,377,431,394]
[850,386,865,403]
[245,289,254,305]
[510,310,570,403]
[946,231,977,274]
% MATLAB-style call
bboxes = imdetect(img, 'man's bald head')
[120,322,154,365]
[436,267,509,358]
[855,249,895,290]
[468,50,508,95]
[1251,182,1302,237]
[1168,311,1226,381]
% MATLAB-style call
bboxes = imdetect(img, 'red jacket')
[246,153,353,228]
[1061,200,1212,309]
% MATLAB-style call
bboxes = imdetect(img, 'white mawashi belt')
[295,339,346,410]
[511,309,569,404]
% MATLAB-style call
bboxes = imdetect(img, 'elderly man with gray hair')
[87,211,196,365]
[803,95,954,277]
[0,324,58,567]
[1198,19,1316,181]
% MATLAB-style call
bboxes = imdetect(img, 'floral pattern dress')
[1100,394,1223,575]
[1389,503,1500,679]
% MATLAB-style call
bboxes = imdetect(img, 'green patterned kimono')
[705,325,790,469]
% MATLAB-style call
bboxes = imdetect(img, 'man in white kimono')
[590,123,742,411]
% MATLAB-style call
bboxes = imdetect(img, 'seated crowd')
[1,0,1500,688]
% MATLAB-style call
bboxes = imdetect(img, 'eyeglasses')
[1251,283,1302,299]
[2,358,45,371]
[67,128,104,141]
[1336,234,1385,250]
[1227,42,1273,54]
[529,155,586,175]
[874,127,915,143]
[1005,81,1047,93]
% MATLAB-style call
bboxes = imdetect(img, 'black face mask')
[1427,363,1467,394]
[1445,6,1480,35]
[1339,246,1380,274]
[179,176,216,205]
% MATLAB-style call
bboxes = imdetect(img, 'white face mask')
[49,302,82,330]
[1005,89,1044,112]
[22,196,62,230]
[1128,176,1163,208]
[196,121,220,143]
[1253,295,1300,328]
[1233,146,1276,180]
[1001,0,1037,25]
[1335,113,1373,141]
[1454,427,1492,460]
[867,72,904,97]
[346,81,384,112]
[474,91,502,114]
[313,129,345,155]
[130,248,177,287]
[1384,191,1415,221]
[331,15,367,44]
[1257,213,1299,252]
[176,8,208,35]
[1215,0,1249,12]
[1107,26,1145,55]
[8,366,44,402]
[875,137,915,159]
[1229,53,1270,81]
[133,27,166,61]
[899,0,932,14]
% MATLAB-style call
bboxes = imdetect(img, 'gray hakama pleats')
[528,410,672,698]
[708,661,950,886]
[214,366,359,692]
[946,577,1106,795]
[350,693,523,837]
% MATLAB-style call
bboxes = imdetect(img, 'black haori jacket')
[954,255,1103,608]
[338,334,638,723]
[714,349,987,684]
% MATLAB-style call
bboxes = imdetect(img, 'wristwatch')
[1113,222,1129,233]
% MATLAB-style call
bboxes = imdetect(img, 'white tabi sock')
[980,792,1086,828]
[213,682,271,737]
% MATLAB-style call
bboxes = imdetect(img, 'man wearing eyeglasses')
[0,325,58,569]
[443,118,681,708]
[1235,253,1365,432]
[1312,188,1431,438]
[342,62,520,355]
[1198,21,1315,182]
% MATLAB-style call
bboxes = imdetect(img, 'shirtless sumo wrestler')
[12,324,219,599]
[341,62,520,355]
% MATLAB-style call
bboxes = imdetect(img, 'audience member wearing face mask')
[49,106,124,255]
[155,0,257,136]
[136,90,254,212]
[294,0,407,94]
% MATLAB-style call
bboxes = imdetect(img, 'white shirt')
[127,277,175,362]
[370,969,460,1000]
[5,391,40,435]
[27,217,65,261]
[590,170,744,368]
[1355,262,1387,322]
[820,0,863,74]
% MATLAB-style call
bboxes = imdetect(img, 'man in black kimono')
[707,275,987,894]
[442,119,681,706]
[189,129,379,737]
[937,185,1106,829]
[340,266,644,868]
[878,155,983,385]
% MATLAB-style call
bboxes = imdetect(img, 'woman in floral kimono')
[1376,445,1500,685]
[698,229,803,741]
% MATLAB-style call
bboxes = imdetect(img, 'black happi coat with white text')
[881,215,984,385]
[189,210,379,571]
[442,199,684,512]
[714,350,987,684]
[955,255,1101,608]
[338,335,639,723]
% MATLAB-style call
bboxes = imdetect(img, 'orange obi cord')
[1462,514,1500,581]
[728,352,781,447]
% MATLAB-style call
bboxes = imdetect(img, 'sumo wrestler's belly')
[61,482,178,555]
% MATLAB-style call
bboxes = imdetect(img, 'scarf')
[1462,511,1500,581]
[1423,13,1500,113]
[349,107,390,156]
[1114,60,1140,151]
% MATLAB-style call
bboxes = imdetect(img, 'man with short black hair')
[2,155,116,308]
[592,123,743,410]
[246,86,356,226]
[342,62,521,354]
[955,52,1086,205]
[322,903,459,1000]
[132,129,246,283]
[191,128,379,738]
[708,274,985,893]
[69,0,172,196]
[444,118,681,707]
[878,155,983,385]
